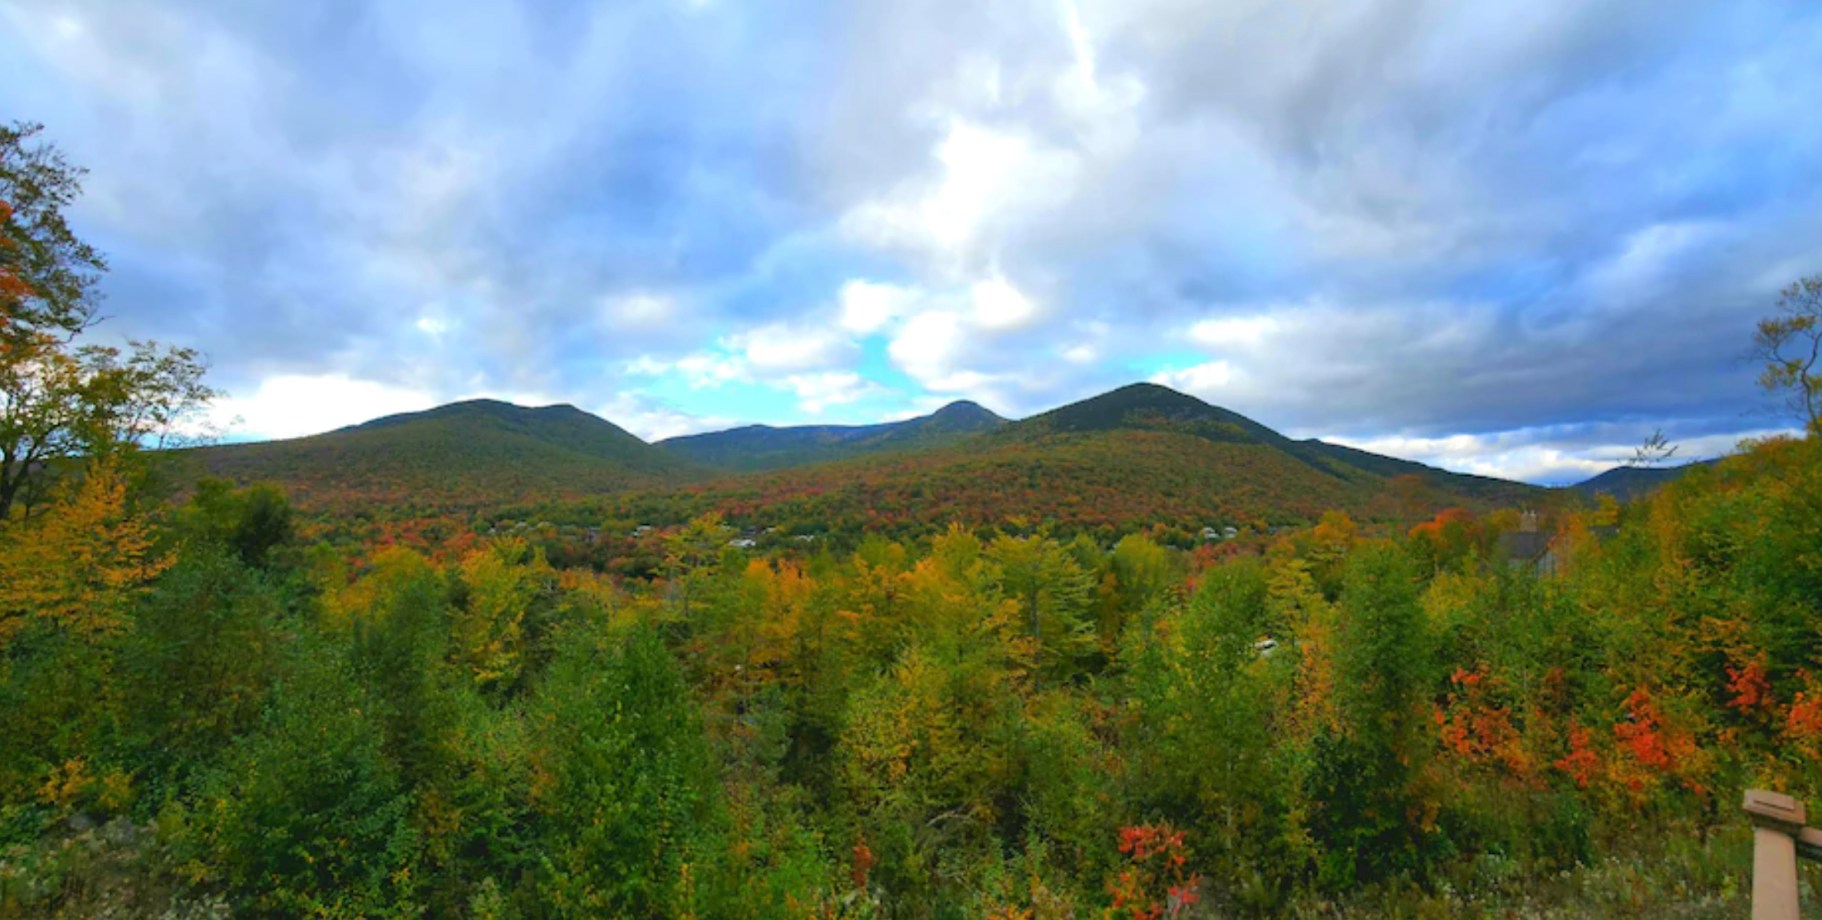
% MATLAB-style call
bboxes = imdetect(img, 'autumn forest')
[6,114,1822,920]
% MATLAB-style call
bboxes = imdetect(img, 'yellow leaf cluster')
[455,542,539,687]
[0,460,170,648]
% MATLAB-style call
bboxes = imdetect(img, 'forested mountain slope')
[1012,383,1528,499]
[590,383,1545,536]
[1571,461,1712,500]
[167,399,708,509]
[658,400,1006,472]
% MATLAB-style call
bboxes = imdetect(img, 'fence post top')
[1746,789,1808,834]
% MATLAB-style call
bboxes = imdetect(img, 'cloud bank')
[3,0,1818,481]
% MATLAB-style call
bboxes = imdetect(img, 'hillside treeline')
[2,433,1820,917]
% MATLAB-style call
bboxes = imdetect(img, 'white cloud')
[862,274,1048,398]
[594,393,733,441]
[624,356,670,376]
[1186,315,1279,349]
[839,279,920,334]
[1342,435,1612,483]
[619,319,856,395]
[885,311,1012,392]
[728,322,852,372]
[1057,319,1110,364]
[970,275,1037,329]
[887,310,966,387]
[886,318,1010,394]
[1053,0,1145,155]
[604,292,677,329]
[925,122,1034,250]
[675,353,748,387]
[209,374,436,440]
[1579,221,1723,305]
[839,119,1080,262]
[1150,360,1235,393]
[784,371,877,414]
[623,353,747,387]
[1325,425,1794,485]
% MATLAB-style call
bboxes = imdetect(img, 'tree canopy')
[0,122,215,520]
[1754,274,1822,433]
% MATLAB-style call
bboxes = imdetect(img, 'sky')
[3,0,1818,483]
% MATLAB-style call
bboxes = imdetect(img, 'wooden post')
[1745,789,1805,920]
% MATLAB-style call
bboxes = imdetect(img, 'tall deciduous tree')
[1754,275,1822,433]
[0,122,102,339]
[0,122,216,520]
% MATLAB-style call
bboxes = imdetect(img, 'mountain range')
[641,383,1541,532]
[167,382,1657,525]
[658,400,1006,471]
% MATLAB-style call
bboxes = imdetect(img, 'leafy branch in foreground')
[1753,275,1822,433]
[1,122,218,521]
[1628,429,1679,468]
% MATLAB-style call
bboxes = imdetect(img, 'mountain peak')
[1109,381,1223,406]
[180,395,701,510]
[1022,382,1244,433]
[353,398,607,433]
[925,400,1008,430]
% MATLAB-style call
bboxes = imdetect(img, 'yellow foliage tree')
[1266,548,1341,741]
[322,544,438,628]
[0,459,170,647]
[454,539,546,689]
[737,558,811,679]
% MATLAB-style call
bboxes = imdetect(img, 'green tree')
[343,548,460,788]
[178,478,297,568]
[987,534,1094,689]
[1100,533,1174,647]
[1308,543,1439,889]
[120,548,279,791]
[183,635,423,916]
[1126,560,1286,897]
[664,513,733,619]
[0,122,101,339]
[1754,275,1822,433]
[528,625,719,916]
[0,122,216,521]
